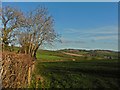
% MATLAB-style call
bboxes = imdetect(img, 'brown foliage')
[0,51,35,88]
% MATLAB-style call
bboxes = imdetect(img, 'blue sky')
[2,2,118,51]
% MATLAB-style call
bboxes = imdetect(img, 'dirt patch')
[62,52,83,57]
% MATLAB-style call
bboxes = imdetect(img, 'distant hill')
[36,49,118,62]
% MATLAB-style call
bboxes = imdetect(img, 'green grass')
[36,53,63,61]
[31,50,119,88]
[36,50,82,61]
[35,59,119,88]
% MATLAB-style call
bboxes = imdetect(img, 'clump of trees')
[1,6,59,59]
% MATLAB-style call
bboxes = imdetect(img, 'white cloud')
[64,25,118,40]
[65,26,117,34]
[94,35,118,40]
[61,39,86,44]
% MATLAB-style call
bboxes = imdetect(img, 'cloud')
[94,35,118,40]
[58,25,118,51]
[64,26,118,41]
[61,39,86,44]
[65,26,117,34]
[91,39,95,42]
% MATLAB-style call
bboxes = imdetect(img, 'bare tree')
[18,7,58,59]
[2,6,25,51]
[1,6,59,58]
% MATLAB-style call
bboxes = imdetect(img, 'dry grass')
[1,51,34,88]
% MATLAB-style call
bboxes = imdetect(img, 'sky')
[2,0,119,2]
[2,2,118,51]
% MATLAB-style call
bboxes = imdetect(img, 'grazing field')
[31,49,119,88]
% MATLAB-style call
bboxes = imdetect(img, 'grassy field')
[30,49,119,89]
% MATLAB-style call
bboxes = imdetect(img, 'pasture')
[30,49,119,88]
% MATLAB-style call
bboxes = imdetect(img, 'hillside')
[0,49,119,88]
[29,49,119,88]
[36,49,118,62]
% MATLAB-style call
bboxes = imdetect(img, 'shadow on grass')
[46,67,119,78]
[36,60,120,88]
[41,61,120,79]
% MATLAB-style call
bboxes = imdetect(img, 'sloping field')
[30,50,119,88]
[62,52,83,57]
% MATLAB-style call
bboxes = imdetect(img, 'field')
[30,49,119,88]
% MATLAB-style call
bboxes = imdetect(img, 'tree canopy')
[1,6,59,59]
